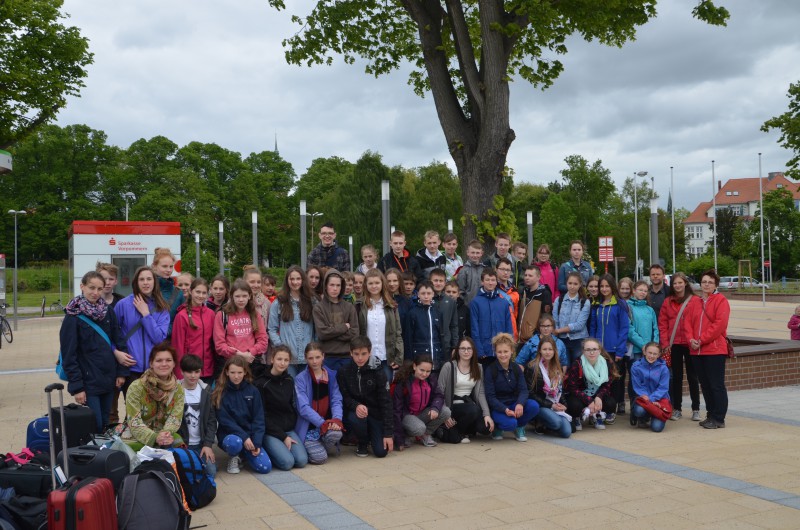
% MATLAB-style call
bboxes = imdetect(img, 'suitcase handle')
[45,384,70,489]
[45,383,64,393]
[69,451,98,464]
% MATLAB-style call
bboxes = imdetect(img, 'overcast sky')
[56,0,800,212]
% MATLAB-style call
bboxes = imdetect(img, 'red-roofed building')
[683,172,799,256]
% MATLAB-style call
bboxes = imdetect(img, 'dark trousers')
[439,402,490,443]
[611,357,633,405]
[671,344,700,411]
[692,354,728,422]
[566,394,617,418]
[344,411,388,458]
[563,338,584,365]
[110,371,142,424]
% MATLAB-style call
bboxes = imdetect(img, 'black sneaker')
[699,416,712,427]
[617,403,626,415]
[630,415,638,427]
[355,443,369,457]
[702,418,725,429]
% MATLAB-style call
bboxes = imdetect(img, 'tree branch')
[445,0,484,124]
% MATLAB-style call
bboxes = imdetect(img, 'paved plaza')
[0,299,798,529]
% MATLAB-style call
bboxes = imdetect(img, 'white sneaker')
[227,455,241,474]
[691,410,702,422]
[460,436,471,444]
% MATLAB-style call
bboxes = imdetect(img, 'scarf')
[540,360,562,403]
[140,368,178,403]
[309,367,331,421]
[65,294,108,321]
[580,355,608,397]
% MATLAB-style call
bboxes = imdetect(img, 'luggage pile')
[0,384,214,530]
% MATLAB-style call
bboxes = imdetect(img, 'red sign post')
[598,237,614,274]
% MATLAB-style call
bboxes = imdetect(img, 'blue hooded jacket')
[215,380,265,450]
[630,357,670,401]
[628,298,660,355]
[516,334,569,369]
[588,297,630,358]
[403,299,445,368]
[469,288,513,359]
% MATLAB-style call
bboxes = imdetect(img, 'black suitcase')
[49,404,95,457]
[0,462,51,498]
[57,445,129,491]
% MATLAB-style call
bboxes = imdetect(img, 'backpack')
[168,448,216,510]
[556,296,587,317]
[117,459,191,530]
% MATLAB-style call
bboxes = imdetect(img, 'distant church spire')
[274,132,279,154]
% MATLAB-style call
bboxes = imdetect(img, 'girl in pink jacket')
[787,305,800,341]
[214,279,268,365]
[172,278,217,383]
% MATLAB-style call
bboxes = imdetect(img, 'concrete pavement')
[0,301,798,529]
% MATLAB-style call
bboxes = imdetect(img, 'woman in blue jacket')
[552,272,591,364]
[212,356,272,474]
[627,281,660,409]
[630,342,671,432]
[589,274,629,421]
[115,266,170,392]
[60,271,129,430]
[268,266,316,376]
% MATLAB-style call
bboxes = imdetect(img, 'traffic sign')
[598,236,614,262]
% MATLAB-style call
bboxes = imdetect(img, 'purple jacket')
[114,295,170,373]
[294,366,344,442]
[392,374,444,446]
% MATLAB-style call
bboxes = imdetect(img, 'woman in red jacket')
[658,272,700,421]
[172,278,217,384]
[681,269,731,429]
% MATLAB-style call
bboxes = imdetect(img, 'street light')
[711,160,718,271]
[670,167,676,274]
[634,171,648,280]
[308,211,323,252]
[8,210,26,331]
[122,192,135,221]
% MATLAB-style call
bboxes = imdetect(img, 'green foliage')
[295,157,352,214]
[0,0,93,149]
[465,195,517,245]
[534,193,578,262]
[685,253,736,277]
[181,244,222,283]
[713,207,739,256]
[559,155,617,249]
[507,183,549,239]
[751,188,800,278]
[762,81,800,180]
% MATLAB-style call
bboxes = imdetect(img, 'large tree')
[762,81,800,180]
[268,0,728,243]
[0,0,93,149]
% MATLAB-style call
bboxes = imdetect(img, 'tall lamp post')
[711,160,718,270]
[8,210,26,331]
[123,192,135,221]
[309,211,323,254]
[670,166,676,274]
[634,171,648,280]
[194,232,201,277]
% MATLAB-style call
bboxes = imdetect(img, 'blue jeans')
[324,357,351,373]
[344,411,388,458]
[263,431,308,470]
[187,444,217,477]
[221,434,272,473]
[491,399,540,431]
[632,404,666,433]
[85,393,113,432]
[535,406,572,438]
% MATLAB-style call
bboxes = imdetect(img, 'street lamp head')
[636,171,648,178]
[8,210,26,215]
[122,192,135,200]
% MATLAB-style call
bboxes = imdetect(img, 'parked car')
[719,276,770,289]
[664,274,701,291]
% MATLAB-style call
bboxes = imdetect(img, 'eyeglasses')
[458,347,473,352]
[320,231,335,236]
[701,280,716,285]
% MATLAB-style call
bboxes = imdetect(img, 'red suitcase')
[43,383,118,530]
[47,477,118,530]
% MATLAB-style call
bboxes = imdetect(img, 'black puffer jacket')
[254,366,297,441]
[336,356,393,435]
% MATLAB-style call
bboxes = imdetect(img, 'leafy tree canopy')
[0,0,93,149]
[762,81,800,180]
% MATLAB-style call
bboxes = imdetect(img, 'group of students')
[58,228,731,478]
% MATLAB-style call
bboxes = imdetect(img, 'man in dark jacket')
[430,269,459,359]
[337,337,394,458]
[647,264,671,318]
[307,222,351,272]
[378,230,423,282]
[415,230,447,279]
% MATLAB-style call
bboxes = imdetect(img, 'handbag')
[55,315,112,381]
[725,336,735,358]
[635,396,673,422]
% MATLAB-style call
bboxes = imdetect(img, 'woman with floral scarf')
[124,342,185,449]
[525,337,571,438]
[60,271,129,431]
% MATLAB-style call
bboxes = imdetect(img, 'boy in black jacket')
[445,281,470,339]
[336,337,394,457]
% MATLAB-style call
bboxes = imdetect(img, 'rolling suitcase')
[44,383,118,530]
[25,417,50,453]
[48,404,96,458]
[57,445,129,491]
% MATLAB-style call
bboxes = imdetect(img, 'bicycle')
[0,303,12,344]
[49,299,65,313]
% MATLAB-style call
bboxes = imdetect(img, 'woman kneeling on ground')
[525,337,571,438]
[564,338,619,431]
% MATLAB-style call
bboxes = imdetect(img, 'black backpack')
[117,459,190,530]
